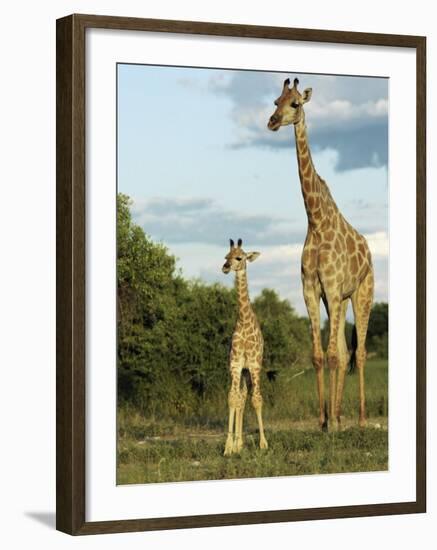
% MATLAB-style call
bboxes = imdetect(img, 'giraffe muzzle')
[268,115,281,131]
[222,263,231,274]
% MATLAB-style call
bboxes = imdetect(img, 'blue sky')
[117,64,388,315]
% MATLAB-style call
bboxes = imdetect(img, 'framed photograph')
[56,14,426,535]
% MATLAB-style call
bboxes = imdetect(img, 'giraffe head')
[222,239,260,274]
[267,77,312,131]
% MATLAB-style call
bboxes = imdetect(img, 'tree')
[367,302,388,341]
[170,281,236,398]
[367,302,388,357]
[117,194,183,406]
[117,193,178,331]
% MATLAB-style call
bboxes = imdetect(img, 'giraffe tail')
[348,325,358,374]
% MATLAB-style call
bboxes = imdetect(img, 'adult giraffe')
[268,77,374,430]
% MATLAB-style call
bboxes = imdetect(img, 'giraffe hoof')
[359,418,367,429]
[224,438,234,456]
[260,438,268,450]
[233,440,243,453]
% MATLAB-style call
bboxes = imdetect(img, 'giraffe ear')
[302,88,312,103]
[246,251,260,263]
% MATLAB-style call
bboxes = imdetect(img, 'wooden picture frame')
[56,13,426,535]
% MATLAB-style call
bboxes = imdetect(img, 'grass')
[117,359,388,485]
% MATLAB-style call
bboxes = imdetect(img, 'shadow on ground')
[25,511,56,529]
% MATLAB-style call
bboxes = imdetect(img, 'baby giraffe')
[222,238,268,455]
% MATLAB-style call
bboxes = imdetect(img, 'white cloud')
[364,231,389,258]
[210,71,388,171]
[306,98,388,126]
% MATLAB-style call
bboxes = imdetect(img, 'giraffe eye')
[291,101,299,108]
[235,257,242,261]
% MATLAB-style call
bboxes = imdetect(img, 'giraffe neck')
[294,116,325,226]
[235,269,253,319]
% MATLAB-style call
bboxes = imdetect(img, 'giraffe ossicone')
[222,238,268,455]
[268,77,374,431]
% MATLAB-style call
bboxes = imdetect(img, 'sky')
[117,63,388,316]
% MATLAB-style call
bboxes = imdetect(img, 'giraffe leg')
[234,374,248,453]
[224,361,243,456]
[249,364,268,450]
[334,299,350,429]
[224,404,236,456]
[351,270,374,428]
[303,281,325,429]
[325,291,343,429]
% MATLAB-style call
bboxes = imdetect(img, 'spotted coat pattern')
[222,245,268,455]
[268,79,374,430]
